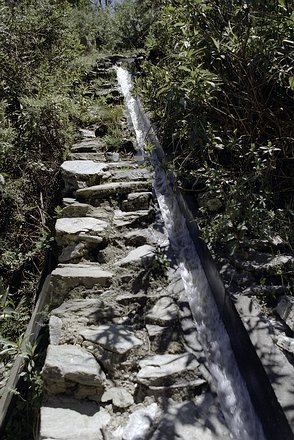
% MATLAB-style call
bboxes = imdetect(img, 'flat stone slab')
[56,217,109,245]
[152,394,231,440]
[276,295,294,331]
[43,344,105,395]
[69,152,106,162]
[52,298,123,322]
[79,128,96,138]
[109,168,150,182]
[101,387,134,408]
[80,324,143,354]
[137,353,200,387]
[76,181,151,204]
[236,296,294,428]
[61,160,106,176]
[50,264,113,292]
[115,245,155,267]
[113,209,153,228]
[71,139,103,153]
[146,297,178,325]
[40,396,110,440]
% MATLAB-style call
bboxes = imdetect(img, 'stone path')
[39,60,230,440]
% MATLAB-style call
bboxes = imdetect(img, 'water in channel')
[116,66,266,440]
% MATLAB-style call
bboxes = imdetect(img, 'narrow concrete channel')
[38,59,294,440]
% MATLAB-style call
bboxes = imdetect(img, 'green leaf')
[289,76,294,91]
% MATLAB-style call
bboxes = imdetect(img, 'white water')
[116,67,266,440]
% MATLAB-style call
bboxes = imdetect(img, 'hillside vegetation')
[0,0,293,436]
[137,0,294,252]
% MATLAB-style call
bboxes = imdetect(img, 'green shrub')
[138,0,294,248]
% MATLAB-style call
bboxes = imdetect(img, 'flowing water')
[116,66,266,440]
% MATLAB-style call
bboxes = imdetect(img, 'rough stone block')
[42,344,105,398]
[40,396,110,440]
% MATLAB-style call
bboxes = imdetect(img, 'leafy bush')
[138,0,294,249]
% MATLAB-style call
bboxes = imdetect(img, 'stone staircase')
[39,62,230,440]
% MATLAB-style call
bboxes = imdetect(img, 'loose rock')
[146,297,178,325]
[115,245,155,267]
[276,296,294,332]
[101,387,134,409]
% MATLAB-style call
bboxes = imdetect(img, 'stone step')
[113,209,154,228]
[42,344,105,399]
[78,128,96,138]
[62,202,113,221]
[136,353,202,389]
[49,298,125,345]
[68,152,106,162]
[49,264,113,303]
[81,324,144,371]
[61,160,107,191]
[107,168,150,183]
[55,217,110,246]
[39,396,110,440]
[76,181,152,205]
[71,138,104,153]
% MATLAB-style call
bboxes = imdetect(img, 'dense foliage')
[138,0,294,250]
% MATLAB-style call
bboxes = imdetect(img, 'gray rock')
[122,403,159,440]
[49,299,124,346]
[275,335,294,355]
[137,353,200,387]
[61,160,106,191]
[152,394,231,440]
[50,264,113,299]
[49,316,62,345]
[106,161,138,169]
[124,230,148,246]
[115,245,155,267]
[236,296,294,427]
[55,217,109,246]
[42,344,105,397]
[276,296,294,331]
[113,209,153,228]
[101,387,134,408]
[39,396,110,440]
[105,152,120,162]
[62,202,92,218]
[80,324,143,355]
[146,324,166,339]
[58,242,87,263]
[52,298,121,322]
[122,192,152,211]
[69,152,106,162]
[146,297,178,325]
[76,181,151,205]
[71,138,103,153]
[62,197,76,206]
[109,169,150,183]
[78,128,96,138]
